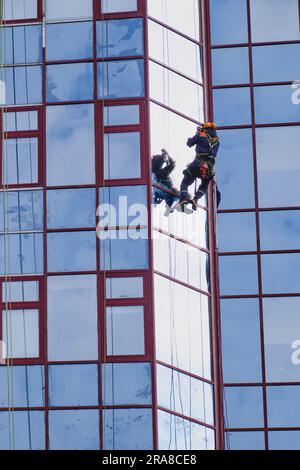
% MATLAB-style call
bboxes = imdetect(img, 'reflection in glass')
[2,309,39,359]
[148,0,200,40]
[256,126,300,207]
[260,211,300,250]
[225,431,265,450]
[0,365,44,408]
[46,104,95,186]
[221,299,262,383]
[101,0,138,13]
[102,363,151,405]
[104,408,153,450]
[216,129,255,209]
[98,59,144,99]
[47,275,98,361]
[4,66,42,105]
[269,431,300,450]
[47,231,96,273]
[250,0,300,42]
[5,25,42,65]
[104,132,141,180]
[263,297,300,382]
[212,47,249,86]
[49,410,99,450]
[217,212,257,252]
[253,44,300,83]
[148,20,203,83]
[48,364,98,407]
[4,0,37,20]
[261,253,300,294]
[219,255,258,295]
[47,188,96,229]
[46,0,93,20]
[46,22,93,61]
[213,87,251,126]
[157,364,214,425]
[255,85,300,124]
[150,61,204,121]
[46,63,93,102]
[158,410,215,450]
[210,0,248,45]
[0,411,45,450]
[2,280,39,302]
[106,277,144,299]
[4,138,38,185]
[225,387,264,428]
[104,105,139,126]
[154,275,212,379]
[0,233,43,275]
[97,19,143,58]
[4,111,38,132]
[267,386,300,428]
[100,229,149,270]
[106,306,145,356]
[99,185,147,227]
[0,190,43,232]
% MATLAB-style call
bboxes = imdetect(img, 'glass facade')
[212,0,300,450]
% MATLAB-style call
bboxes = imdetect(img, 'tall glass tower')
[1,0,299,452]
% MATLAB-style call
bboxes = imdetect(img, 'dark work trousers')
[180,159,211,202]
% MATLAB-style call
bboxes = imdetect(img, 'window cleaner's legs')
[179,171,196,203]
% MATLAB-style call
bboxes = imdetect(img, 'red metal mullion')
[104,124,142,133]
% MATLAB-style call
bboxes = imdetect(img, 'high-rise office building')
[0,0,299,451]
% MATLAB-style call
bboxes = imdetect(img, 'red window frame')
[97,99,148,186]
[0,106,43,189]
[0,276,45,365]
[3,0,43,25]
[100,271,151,362]
[96,0,144,19]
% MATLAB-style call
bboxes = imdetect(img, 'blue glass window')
[46,0,93,20]
[253,44,300,83]
[46,63,94,103]
[4,0,37,21]
[263,297,300,382]
[48,364,98,406]
[250,0,300,42]
[221,299,262,383]
[0,190,43,232]
[261,253,300,294]
[102,363,151,405]
[104,105,140,126]
[46,104,95,186]
[212,47,249,85]
[219,255,259,295]
[0,411,45,450]
[4,110,38,132]
[47,275,98,361]
[104,132,141,180]
[98,59,144,99]
[49,410,99,450]
[210,0,248,45]
[267,386,300,428]
[269,431,300,450]
[47,189,96,229]
[101,0,138,14]
[5,25,42,65]
[0,233,43,275]
[0,365,44,407]
[218,212,257,252]
[106,277,144,299]
[4,66,42,105]
[2,309,39,359]
[226,431,265,450]
[4,138,38,185]
[216,129,255,210]
[104,409,153,450]
[46,22,93,61]
[47,231,96,273]
[106,306,145,356]
[213,87,251,126]
[260,211,300,250]
[100,229,149,270]
[2,280,39,302]
[97,19,143,58]
[225,386,264,428]
[254,85,300,124]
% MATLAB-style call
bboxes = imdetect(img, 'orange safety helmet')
[203,122,217,130]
